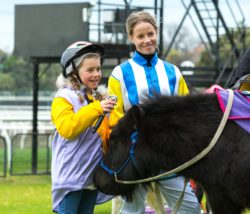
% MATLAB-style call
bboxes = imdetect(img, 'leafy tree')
[0,72,15,90]
[197,27,250,68]
[0,52,61,94]
[39,63,61,91]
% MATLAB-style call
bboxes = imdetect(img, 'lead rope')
[171,178,188,214]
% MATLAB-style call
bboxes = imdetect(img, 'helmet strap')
[71,62,83,84]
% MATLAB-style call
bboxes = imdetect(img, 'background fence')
[10,133,53,175]
[0,136,7,177]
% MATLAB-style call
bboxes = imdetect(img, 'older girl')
[108,11,201,214]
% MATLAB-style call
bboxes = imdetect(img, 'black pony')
[94,93,250,214]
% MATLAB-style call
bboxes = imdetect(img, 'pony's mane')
[140,93,217,117]
[134,93,222,153]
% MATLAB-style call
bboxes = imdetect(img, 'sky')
[0,0,249,54]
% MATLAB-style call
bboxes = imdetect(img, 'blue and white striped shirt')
[111,51,185,112]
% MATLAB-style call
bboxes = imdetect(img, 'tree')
[0,54,61,94]
[0,72,15,90]
[164,23,199,52]
[197,27,250,68]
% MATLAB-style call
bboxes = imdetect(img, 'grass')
[1,139,250,214]
[10,134,51,174]
[1,176,250,214]
[0,175,112,214]
[0,136,112,213]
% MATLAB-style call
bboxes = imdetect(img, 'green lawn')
[1,142,250,214]
[1,175,250,214]
[0,175,112,214]
[0,137,112,213]
[10,135,51,174]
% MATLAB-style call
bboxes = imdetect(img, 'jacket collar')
[132,51,158,66]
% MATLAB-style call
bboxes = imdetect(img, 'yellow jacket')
[51,92,109,152]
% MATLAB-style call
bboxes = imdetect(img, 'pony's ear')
[130,105,141,117]
[130,105,142,129]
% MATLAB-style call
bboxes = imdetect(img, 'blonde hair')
[126,11,158,36]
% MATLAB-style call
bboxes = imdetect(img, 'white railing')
[0,106,54,168]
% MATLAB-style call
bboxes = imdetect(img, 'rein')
[114,89,234,184]
[100,131,138,176]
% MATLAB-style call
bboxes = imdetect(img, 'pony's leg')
[208,195,244,214]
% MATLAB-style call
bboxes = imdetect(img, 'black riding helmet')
[60,41,104,77]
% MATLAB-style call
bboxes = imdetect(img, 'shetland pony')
[94,92,250,214]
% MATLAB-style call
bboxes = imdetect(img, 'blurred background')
[0,0,249,184]
[0,1,249,213]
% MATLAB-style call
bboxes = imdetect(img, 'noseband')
[100,131,138,177]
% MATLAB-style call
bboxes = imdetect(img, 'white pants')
[121,176,201,214]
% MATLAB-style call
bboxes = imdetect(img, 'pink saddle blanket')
[215,89,250,134]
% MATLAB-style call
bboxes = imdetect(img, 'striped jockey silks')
[111,51,182,112]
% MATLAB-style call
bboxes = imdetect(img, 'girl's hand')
[100,98,116,113]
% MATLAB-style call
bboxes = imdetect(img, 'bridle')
[100,131,138,177]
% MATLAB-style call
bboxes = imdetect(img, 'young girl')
[108,11,201,213]
[51,41,115,214]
